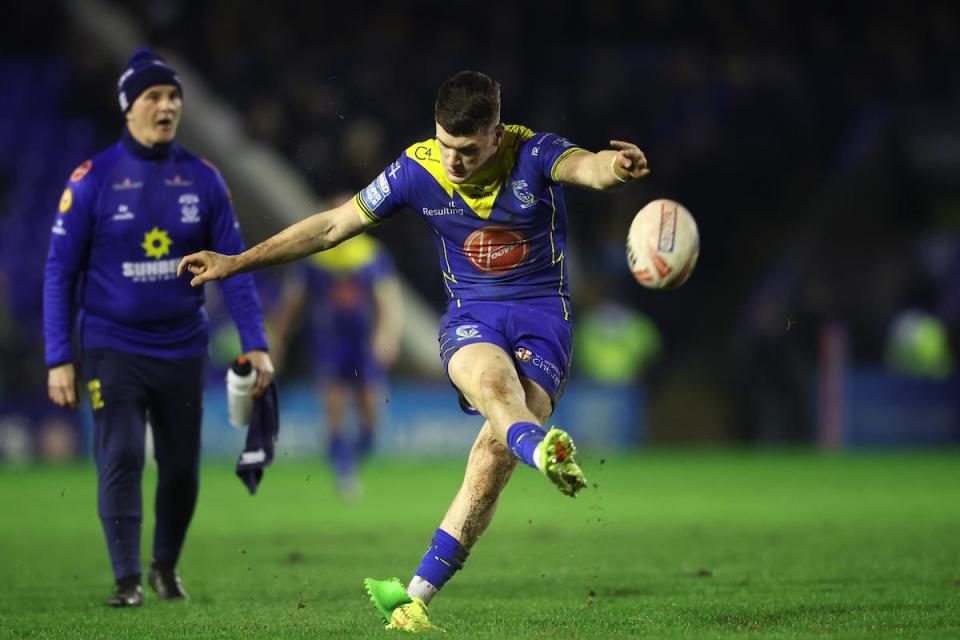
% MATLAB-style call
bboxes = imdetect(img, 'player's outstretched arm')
[177,198,368,287]
[554,140,650,191]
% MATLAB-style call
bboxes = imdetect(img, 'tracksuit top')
[43,128,268,366]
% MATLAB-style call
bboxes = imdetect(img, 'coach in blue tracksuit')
[43,48,275,607]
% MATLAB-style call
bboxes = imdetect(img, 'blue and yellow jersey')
[295,234,394,350]
[353,125,581,320]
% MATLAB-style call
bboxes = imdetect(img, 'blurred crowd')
[2,1,959,449]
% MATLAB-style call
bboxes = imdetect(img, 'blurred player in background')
[271,228,402,497]
[177,70,648,631]
[43,48,274,607]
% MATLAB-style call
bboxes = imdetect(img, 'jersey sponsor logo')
[58,188,73,213]
[463,226,529,274]
[141,227,173,259]
[113,204,135,221]
[511,179,536,209]
[179,193,200,223]
[422,201,465,217]
[552,136,574,148]
[515,347,562,387]
[164,174,193,187]
[70,160,92,183]
[387,161,402,179]
[514,346,533,363]
[455,324,481,340]
[361,172,391,211]
[121,257,181,282]
[51,218,66,236]
[376,173,391,196]
[111,177,143,191]
[468,185,495,199]
[413,145,436,161]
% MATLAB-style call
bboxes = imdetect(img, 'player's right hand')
[177,251,234,287]
[48,363,77,408]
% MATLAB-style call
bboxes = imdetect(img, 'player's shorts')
[438,301,573,415]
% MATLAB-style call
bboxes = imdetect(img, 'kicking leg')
[448,343,586,497]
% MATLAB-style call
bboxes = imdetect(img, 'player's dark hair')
[435,71,501,136]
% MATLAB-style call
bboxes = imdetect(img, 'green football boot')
[364,577,443,632]
[539,427,587,497]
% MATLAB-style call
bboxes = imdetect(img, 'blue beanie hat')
[117,48,182,112]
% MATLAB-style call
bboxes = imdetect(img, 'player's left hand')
[610,140,651,180]
[244,350,275,398]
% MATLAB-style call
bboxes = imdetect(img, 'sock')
[409,529,468,605]
[506,421,546,470]
[355,427,374,460]
[328,432,355,479]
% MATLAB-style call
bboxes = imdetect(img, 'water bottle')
[226,356,257,428]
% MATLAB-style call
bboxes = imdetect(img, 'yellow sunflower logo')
[141,227,173,259]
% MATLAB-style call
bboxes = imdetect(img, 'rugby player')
[271,231,402,497]
[178,70,648,630]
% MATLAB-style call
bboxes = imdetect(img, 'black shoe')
[148,562,189,601]
[106,576,144,608]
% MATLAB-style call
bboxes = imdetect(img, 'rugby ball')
[627,199,699,289]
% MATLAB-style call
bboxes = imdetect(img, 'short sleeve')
[353,156,408,225]
[527,133,583,183]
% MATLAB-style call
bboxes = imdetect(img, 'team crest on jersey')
[514,347,533,363]
[463,226,529,275]
[455,324,481,340]
[511,179,536,209]
[179,194,200,223]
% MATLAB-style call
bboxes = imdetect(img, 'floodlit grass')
[1,450,958,638]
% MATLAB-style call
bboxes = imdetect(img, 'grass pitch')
[1,450,958,639]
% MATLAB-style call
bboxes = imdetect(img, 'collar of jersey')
[122,126,174,160]
[406,124,534,220]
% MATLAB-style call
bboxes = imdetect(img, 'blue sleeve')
[528,133,582,183]
[353,156,408,225]
[206,167,269,352]
[43,172,96,367]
